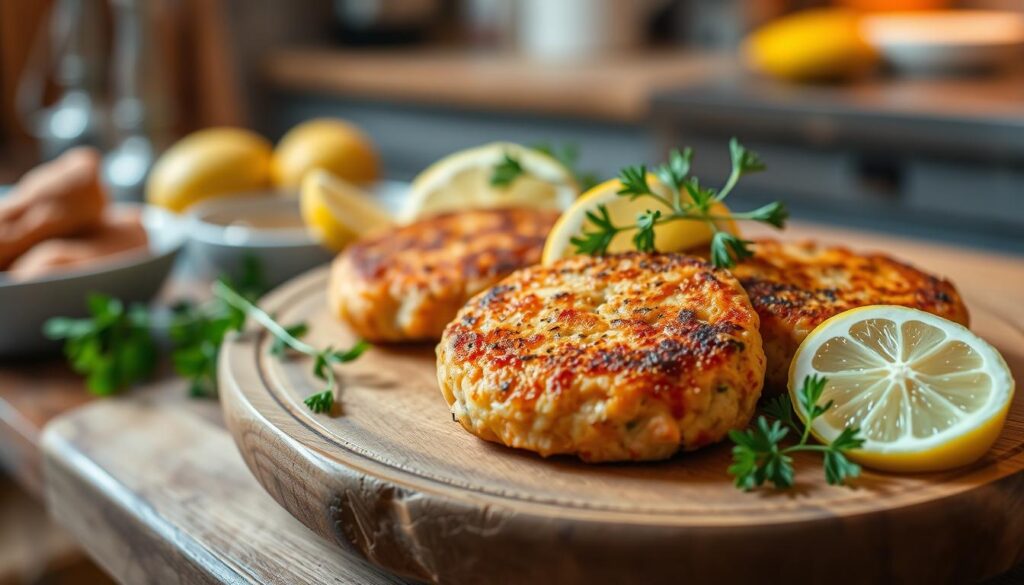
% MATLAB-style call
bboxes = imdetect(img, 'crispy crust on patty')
[731,239,970,394]
[437,252,766,462]
[330,208,558,342]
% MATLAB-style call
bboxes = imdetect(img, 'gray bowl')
[0,203,187,356]
[187,195,334,289]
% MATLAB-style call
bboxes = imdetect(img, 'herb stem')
[212,281,316,356]
[715,166,742,203]
[597,209,728,235]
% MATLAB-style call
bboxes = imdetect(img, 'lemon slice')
[541,176,738,265]
[790,305,1015,472]
[401,142,578,222]
[299,169,394,252]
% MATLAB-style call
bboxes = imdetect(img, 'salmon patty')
[437,252,766,462]
[731,239,969,394]
[330,208,558,342]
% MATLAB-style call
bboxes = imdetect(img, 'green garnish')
[212,281,370,415]
[490,153,525,187]
[493,143,601,191]
[44,295,157,395]
[571,138,788,268]
[44,258,369,414]
[167,256,268,397]
[728,374,864,491]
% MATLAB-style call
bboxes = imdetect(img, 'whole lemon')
[146,127,273,212]
[744,9,878,82]
[272,118,379,190]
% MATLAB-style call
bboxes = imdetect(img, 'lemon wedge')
[789,305,1015,472]
[299,169,394,252]
[401,142,578,222]
[541,175,738,265]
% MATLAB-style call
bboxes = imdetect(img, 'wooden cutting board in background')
[219,224,1024,584]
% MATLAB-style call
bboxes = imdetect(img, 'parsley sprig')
[44,261,369,414]
[571,138,788,268]
[490,153,524,187]
[167,258,268,397]
[44,295,157,395]
[491,143,600,191]
[728,374,864,491]
[212,280,369,414]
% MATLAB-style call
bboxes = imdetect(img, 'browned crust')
[330,208,559,342]
[438,252,766,460]
[730,239,970,393]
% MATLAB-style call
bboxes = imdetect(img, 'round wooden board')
[221,266,1024,584]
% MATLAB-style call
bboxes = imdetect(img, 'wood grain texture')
[262,49,724,122]
[221,224,1024,584]
[41,383,409,585]
[0,361,92,495]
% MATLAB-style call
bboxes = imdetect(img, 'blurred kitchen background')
[2,0,1024,254]
[0,0,1023,582]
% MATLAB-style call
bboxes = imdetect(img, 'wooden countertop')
[1,221,1022,583]
[262,48,725,123]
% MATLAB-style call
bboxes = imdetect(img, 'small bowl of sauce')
[188,193,334,287]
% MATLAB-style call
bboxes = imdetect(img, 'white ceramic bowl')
[0,203,187,356]
[187,194,334,289]
[186,182,408,288]
[863,11,1024,73]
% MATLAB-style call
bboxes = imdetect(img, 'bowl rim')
[0,202,187,289]
[187,193,320,249]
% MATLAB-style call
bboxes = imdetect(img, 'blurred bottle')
[16,0,108,160]
[102,0,175,201]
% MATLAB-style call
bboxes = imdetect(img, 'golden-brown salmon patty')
[437,252,766,462]
[731,239,969,394]
[330,208,558,342]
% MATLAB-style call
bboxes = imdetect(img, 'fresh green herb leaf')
[710,231,754,269]
[212,280,370,414]
[303,390,334,414]
[728,375,864,491]
[44,294,157,395]
[569,204,619,256]
[572,138,787,268]
[761,394,795,428]
[632,209,661,253]
[823,441,862,486]
[331,339,371,363]
[654,148,692,194]
[490,153,524,187]
[728,417,793,490]
[616,165,653,199]
[730,137,766,175]
[746,201,789,229]
[683,177,715,213]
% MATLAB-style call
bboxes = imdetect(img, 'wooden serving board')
[220,231,1024,585]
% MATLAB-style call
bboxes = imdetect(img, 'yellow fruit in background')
[146,127,273,213]
[743,9,878,82]
[272,118,379,190]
